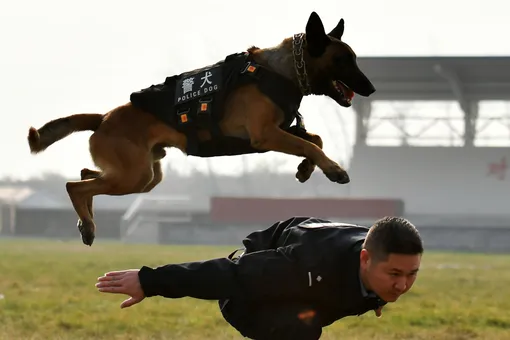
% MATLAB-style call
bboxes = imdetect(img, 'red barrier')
[210,196,404,223]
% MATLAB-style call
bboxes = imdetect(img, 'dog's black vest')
[129,52,305,157]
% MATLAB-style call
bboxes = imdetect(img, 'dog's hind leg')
[67,161,155,246]
[66,134,159,246]
[139,145,165,193]
[141,160,163,193]
[81,168,101,180]
[138,145,165,193]
[80,168,101,218]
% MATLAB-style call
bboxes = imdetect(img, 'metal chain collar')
[292,33,312,96]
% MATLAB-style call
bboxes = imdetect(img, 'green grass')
[1,238,510,339]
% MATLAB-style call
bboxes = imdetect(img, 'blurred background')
[1,0,509,251]
[2,1,510,339]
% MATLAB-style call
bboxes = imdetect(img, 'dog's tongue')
[334,80,355,101]
[345,88,355,100]
[340,86,354,101]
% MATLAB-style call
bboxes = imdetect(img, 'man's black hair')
[363,216,423,262]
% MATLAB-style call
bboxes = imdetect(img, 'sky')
[1,0,510,180]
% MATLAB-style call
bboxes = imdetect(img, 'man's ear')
[360,248,370,269]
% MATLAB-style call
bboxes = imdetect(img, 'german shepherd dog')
[27,12,375,246]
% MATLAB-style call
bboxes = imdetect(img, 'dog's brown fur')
[27,12,375,246]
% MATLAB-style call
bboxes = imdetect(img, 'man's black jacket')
[138,217,386,328]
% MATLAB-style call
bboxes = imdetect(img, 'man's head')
[359,216,423,303]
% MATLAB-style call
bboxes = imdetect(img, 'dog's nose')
[366,83,376,95]
[361,82,376,97]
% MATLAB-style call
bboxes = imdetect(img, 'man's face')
[360,249,421,303]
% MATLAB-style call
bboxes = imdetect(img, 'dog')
[27,11,376,246]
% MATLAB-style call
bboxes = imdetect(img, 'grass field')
[1,238,510,340]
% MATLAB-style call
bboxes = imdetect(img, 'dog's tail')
[28,113,104,153]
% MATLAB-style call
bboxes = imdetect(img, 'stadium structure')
[1,56,509,252]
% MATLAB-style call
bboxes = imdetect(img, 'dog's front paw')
[323,164,350,184]
[296,159,315,183]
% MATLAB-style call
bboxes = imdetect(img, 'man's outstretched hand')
[96,269,145,308]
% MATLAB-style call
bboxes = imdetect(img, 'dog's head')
[299,12,375,107]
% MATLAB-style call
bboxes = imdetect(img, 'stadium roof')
[356,56,510,101]
[0,186,33,204]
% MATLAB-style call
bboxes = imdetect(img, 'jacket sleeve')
[138,245,310,301]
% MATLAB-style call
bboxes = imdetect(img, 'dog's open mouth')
[332,80,354,106]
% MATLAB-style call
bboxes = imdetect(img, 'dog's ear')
[328,18,344,40]
[305,11,330,57]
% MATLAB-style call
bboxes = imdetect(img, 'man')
[96,216,423,339]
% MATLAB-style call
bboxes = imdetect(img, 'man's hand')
[96,269,146,309]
